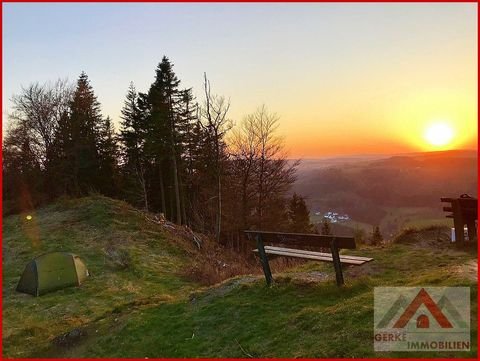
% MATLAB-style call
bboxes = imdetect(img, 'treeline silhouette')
[3,56,314,245]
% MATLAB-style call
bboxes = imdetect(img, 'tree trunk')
[169,186,174,221]
[143,183,149,211]
[216,169,222,243]
[168,94,182,225]
[136,164,149,211]
[158,163,166,215]
[171,149,182,224]
[215,138,222,243]
[258,156,265,229]
[241,163,252,230]
[180,182,188,226]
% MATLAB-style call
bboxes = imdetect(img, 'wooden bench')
[441,194,478,243]
[244,230,373,287]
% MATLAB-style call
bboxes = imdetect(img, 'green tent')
[16,252,89,296]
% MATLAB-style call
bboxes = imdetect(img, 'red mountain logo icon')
[393,288,452,328]
[377,288,465,329]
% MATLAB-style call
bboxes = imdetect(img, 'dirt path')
[192,270,331,306]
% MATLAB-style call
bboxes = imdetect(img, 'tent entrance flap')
[16,261,38,296]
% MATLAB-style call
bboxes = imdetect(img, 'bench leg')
[330,239,344,286]
[466,220,476,241]
[452,200,465,243]
[256,234,273,286]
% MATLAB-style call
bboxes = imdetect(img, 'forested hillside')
[293,150,477,236]
[3,57,314,246]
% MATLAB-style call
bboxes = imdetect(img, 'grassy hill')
[2,196,478,358]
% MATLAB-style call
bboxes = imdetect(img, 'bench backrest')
[244,230,356,249]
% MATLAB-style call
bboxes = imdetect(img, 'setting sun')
[424,123,454,148]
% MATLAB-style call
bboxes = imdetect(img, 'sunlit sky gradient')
[3,3,477,157]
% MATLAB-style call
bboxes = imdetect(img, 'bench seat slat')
[264,246,374,262]
[261,249,366,265]
[253,247,369,265]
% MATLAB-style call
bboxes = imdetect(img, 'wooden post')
[466,220,477,241]
[255,233,273,286]
[330,238,344,286]
[452,200,465,243]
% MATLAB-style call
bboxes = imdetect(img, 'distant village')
[315,211,350,223]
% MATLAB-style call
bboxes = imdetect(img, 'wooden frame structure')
[441,194,477,243]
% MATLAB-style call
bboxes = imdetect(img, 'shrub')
[371,226,383,246]
[354,227,366,245]
[104,246,133,270]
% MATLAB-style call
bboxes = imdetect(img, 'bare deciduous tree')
[229,115,261,229]
[200,73,233,242]
[229,105,298,230]
[9,79,74,166]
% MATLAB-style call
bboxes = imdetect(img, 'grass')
[380,206,450,234]
[73,242,478,358]
[2,196,478,358]
[403,218,453,229]
[2,196,196,357]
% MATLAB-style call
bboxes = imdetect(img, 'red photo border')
[0,1,478,360]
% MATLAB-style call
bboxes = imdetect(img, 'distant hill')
[293,150,477,233]
[293,149,477,172]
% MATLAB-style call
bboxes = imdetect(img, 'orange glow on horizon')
[272,87,477,158]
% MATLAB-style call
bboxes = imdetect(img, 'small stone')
[52,328,87,348]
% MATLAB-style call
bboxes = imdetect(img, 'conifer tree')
[62,72,103,195]
[287,193,314,233]
[176,88,199,225]
[321,218,331,235]
[148,56,183,223]
[98,116,118,196]
[49,110,75,195]
[119,83,150,210]
[371,226,383,245]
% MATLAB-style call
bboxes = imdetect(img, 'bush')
[320,219,331,235]
[182,242,254,286]
[354,227,366,245]
[392,225,451,246]
[104,246,133,270]
[371,226,383,246]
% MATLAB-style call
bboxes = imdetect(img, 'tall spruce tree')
[98,116,118,196]
[119,83,150,210]
[176,88,199,225]
[59,72,103,195]
[49,110,75,195]
[148,56,183,224]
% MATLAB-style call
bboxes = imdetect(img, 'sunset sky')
[3,3,477,158]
